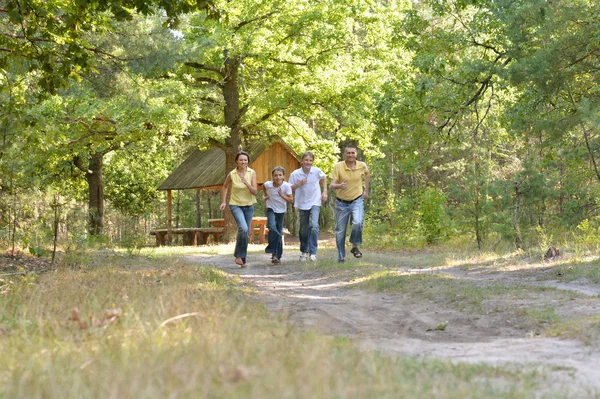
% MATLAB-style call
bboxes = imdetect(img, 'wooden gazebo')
[153,137,301,245]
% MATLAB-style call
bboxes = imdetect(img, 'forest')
[4,1,600,397]
[1,0,600,253]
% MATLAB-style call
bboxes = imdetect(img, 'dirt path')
[186,247,600,396]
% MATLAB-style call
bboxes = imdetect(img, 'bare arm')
[330,179,347,190]
[320,177,328,202]
[220,174,232,211]
[290,177,307,190]
[238,170,258,195]
[278,187,293,204]
[248,170,258,195]
[363,170,370,200]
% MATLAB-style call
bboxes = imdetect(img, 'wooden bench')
[150,227,224,246]
[208,217,268,244]
[150,223,289,246]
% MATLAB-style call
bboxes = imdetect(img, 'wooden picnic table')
[150,227,223,246]
[208,217,268,244]
[151,217,276,247]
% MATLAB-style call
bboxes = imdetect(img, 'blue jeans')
[298,206,320,255]
[230,205,254,263]
[265,208,285,260]
[335,196,364,261]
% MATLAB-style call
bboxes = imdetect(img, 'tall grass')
[0,253,550,398]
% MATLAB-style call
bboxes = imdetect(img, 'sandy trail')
[186,248,600,396]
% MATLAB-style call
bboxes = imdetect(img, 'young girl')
[263,166,293,264]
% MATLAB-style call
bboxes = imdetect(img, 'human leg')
[349,197,364,246]
[335,200,352,261]
[308,205,320,257]
[265,208,278,256]
[275,212,284,260]
[349,197,364,257]
[230,205,253,265]
[298,208,310,258]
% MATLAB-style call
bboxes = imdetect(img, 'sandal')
[235,257,245,266]
[272,258,281,265]
[350,247,363,258]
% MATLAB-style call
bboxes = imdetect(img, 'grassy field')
[0,248,554,399]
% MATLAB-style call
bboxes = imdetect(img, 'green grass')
[517,307,560,328]
[549,259,600,284]
[0,251,552,398]
[351,271,578,313]
[546,315,600,345]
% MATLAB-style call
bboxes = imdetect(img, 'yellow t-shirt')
[229,168,257,206]
[331,161,369,201]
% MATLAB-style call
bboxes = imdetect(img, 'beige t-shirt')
[229,168,257,206]
[330,161,369,201]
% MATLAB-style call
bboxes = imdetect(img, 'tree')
[16,16,197,236]
[0,0,213,92]
[177,0,403,236]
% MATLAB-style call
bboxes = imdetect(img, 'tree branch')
[73,155,91,174]
[194,118,222,128]
[194,76,224,87]
[234,11,279,33]
[209,138,226,150]
[184,62,222,74]
[437,56,511,132]
[0,32,128,61]
[270,45,345,66]
[567,47,599,68]
[197,96,222,105]
[245,109,281,131]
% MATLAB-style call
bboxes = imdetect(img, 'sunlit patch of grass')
[0,251,554,398]
[351,271,578,314]
[443,251,511,268]
[140,244,228,257]
[546,315,600,346]
[549,259,600,284]
[517,307,560,328]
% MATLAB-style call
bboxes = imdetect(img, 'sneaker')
[337,258,345,263]
[299,253,309,261]
[309,254,317,261]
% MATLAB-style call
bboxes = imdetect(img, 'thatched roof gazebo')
[155,137,301,245]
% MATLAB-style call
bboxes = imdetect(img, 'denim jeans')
[298,205,320,255]
[335,196,364,261]
[265,208,285,260]
[230,204,254,263]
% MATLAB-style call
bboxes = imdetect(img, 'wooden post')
[167,190,173,246]
[195,189,202,227]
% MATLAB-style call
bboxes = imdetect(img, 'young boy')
[289,152,328,261]
[263,166,293,264]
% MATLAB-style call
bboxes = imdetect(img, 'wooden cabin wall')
[252,142,300,184]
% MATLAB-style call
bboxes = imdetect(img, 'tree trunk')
[473,158,482,250]
[85,153,105,236]
[513,181,522,250]
[222,148,237,242]
[474,184,482,250]
[221,50,244,242]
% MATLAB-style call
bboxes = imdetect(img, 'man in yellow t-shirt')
[330,145,370,263]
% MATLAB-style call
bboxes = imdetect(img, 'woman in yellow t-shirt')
[220,151,258,267]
